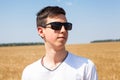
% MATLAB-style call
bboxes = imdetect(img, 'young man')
[22,6,98,80]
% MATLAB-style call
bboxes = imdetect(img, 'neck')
[45,50,67,62]
[42,42,68,70]
[42,45,68,70]
[44,42,67,62]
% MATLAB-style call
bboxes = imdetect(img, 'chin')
[55,42,66,48]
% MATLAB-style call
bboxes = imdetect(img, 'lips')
[57,37,66,40]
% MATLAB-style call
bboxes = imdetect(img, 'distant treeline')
[91,39,120,43]
[0,42,44,47]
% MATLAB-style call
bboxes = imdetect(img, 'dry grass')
[0,42,120,80]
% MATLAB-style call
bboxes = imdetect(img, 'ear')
[37,27,45,38]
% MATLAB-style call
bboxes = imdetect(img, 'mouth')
[57,37,66,40]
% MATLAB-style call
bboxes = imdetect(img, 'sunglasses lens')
[51,22,62,30]
[64,23,72,30]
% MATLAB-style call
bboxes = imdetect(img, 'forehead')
[46,14,67,23]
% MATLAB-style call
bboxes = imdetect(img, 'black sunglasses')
[43,22,72,30]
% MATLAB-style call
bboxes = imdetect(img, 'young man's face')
[41,14,68,49]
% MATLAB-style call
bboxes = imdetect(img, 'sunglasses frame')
[43,22,72,30]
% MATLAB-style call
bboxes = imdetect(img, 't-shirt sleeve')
[21,66,31,80]
[85,60,98,80]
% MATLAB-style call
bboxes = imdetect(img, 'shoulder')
[22,59,42,78]
[65,52,98,80]
[65,52,95,69]
[24,59,42,70]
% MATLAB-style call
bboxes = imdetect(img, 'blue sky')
[0,0,120,44]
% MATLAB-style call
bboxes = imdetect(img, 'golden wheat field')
[0,42,120,80]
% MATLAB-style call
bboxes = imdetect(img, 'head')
[36,6,66,27]
[36,6,72,49]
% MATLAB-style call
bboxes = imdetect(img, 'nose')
[60,26,66,32]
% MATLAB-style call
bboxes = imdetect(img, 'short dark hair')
[36,6,66,27]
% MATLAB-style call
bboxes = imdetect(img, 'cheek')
[47,34,55,40]
[44,31,57,41]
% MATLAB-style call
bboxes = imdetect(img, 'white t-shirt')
[22,52,98,80]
